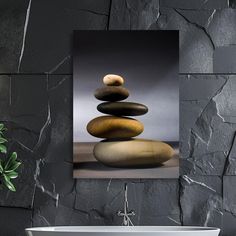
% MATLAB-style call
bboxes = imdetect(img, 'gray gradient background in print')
[73,31,179,142]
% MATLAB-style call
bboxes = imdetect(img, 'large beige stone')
[86,116,143,138]
[93,139,174,167]
[103,74,124,86]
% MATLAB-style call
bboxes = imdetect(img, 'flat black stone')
[94,87,129,101]
[97,102,148,116]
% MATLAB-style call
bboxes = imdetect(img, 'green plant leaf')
[2,175,16,192]
[3,152,18,171]
[0,144,7,154]
[6,171,18,179]
[4,161,21,172]
[10,152,17,162]
[0,124,4,131]
[3,154,13,170]
[0,161,3,173]
[4,152,18,170]
[0,137,7,144]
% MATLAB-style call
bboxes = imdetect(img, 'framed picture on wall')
[73,31,179,178]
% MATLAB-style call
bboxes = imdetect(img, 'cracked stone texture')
[0,0,30,73]
[180,74,236,176]
[180,175,223,227]
[109,1,236,73]
[32,179,180,226]
[1,0,236,73]
[74,179,180,226]
[0,75,74,209]
[18,0,110,74]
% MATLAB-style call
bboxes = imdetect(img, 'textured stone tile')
[109,0,159,30]
[213,75,236,123]
[180,175,222,227]
[214,46,236,73]
[180,74,227,101]
[46,75,72,163]
[187,77,236,172]
[110,2,236,73]
[222,176,236,236]
[19,0,109,74]
[33,187,76,226]
[207,9,236,47]
[0,75,74,208]
[32,158,76,226]
[10,75,49,157]
[35,161,74,198]
[75,179,180,226]
[223,176,236,215]
[0,207,32,236]
[180,74,230,175]
[135,180,180,225]
[160,0,229,10]
[0,75,11,120]
[222,211,236,236]
[225,133,236,175]
[152,7,214,73]
[176,9,218,28]
[0,0,30,73]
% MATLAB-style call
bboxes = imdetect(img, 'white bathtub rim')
[25,226,220,233]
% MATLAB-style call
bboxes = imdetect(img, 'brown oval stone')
[94,87,129,102]
[93,139,175,167]
[103,74,124,86]
[86,116,143,138]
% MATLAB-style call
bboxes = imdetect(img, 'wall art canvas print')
[73,31,179,178]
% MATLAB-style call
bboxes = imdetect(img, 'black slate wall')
[0,1,236,236]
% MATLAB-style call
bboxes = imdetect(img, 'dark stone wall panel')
[1,1,236,235]
[75,179,180,226]
[18,0,110,74]
[46,75,73,163]
[180,175,222,227]
[160,0,229,10]
[108,0,159,30]
[0,0,30,73]
[180,74,236,176]
[222,176,236,236]
[109,1,236,73]
[214,46,236,73]
[0,207,32,236]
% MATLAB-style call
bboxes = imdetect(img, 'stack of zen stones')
[87,74,174,168]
